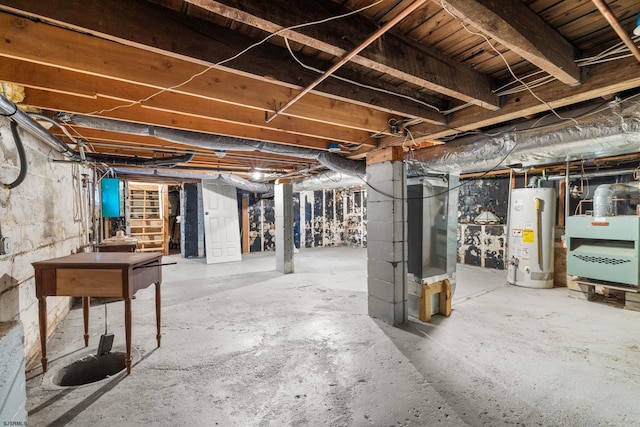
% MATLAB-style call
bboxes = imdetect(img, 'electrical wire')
[2,120,28,189]
[283,37,443,113]
[358,132,520,201]
[439,0,581,129]
[85,0,385,117]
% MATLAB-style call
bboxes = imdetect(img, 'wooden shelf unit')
[128,184,168,254]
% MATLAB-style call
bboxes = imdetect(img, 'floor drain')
[53,352,126,386]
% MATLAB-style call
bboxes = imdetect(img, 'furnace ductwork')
[66,115,364,176]
[0,96,192,168]
[410,100,640,174]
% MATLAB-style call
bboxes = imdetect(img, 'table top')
[32,252,162,269]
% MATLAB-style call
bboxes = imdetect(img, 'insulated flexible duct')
[411,100,640,174]
[0,96,192,169]
[0,95,73,156]
[77,151,194,167]
[111,167,275,193]
[67,115,365,176]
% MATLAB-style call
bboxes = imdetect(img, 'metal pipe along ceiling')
[0,95,192,168]
[67,115,366,176]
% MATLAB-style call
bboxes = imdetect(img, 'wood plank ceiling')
[1,0,639,180]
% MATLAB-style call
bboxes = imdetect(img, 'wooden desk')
[32,252,163,374]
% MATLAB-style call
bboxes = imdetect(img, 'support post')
[275,179,294,274]
[366,147,407,325]
[242,194,250,253]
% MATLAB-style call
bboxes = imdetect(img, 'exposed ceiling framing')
[1,0,640,180]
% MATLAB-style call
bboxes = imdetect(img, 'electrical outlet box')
[0,237,11,255]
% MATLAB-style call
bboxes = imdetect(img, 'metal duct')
[218,174,273,193]
[0,98,192,169]
[293,171,365,191]
[411,99,640,173]
[78,151,194,167]
[593,182,640,217]
[317,152,366,176]
[0,96,73,156]
[67,115,365,176]
[111,167,274,193]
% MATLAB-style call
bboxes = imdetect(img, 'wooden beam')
[389,54,640,146]
[366,146,404,165]
[442,0,580,85]
[0,58,374,146]
[185,0,499,109]
[21,88,336,151]
[0,12,392,134]
[0,0,446,125]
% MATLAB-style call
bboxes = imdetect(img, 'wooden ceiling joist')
[375,53,640,148]
[0,0,446,125]
[0,59,373,146]
[183,0,501,110]
[441,0,580,85]
[0,12,395,135]
[22,88,338,151]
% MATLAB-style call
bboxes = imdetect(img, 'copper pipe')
[265,0,428,123]
[592,0,640,62]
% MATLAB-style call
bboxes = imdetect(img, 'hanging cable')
[85,0,385,117]
[283,37,443,114]
[2,120,28,189]
[439,0,581,128]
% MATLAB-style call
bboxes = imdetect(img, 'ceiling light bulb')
[214,149,226,158]
[252,171,262,180]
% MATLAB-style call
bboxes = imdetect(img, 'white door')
[202,179,242,264]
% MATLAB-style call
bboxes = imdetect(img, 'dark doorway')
[183,183,199,258]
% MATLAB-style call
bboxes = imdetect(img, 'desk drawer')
[56,269,123,297]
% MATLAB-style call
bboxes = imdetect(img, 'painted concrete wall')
[0,117,90,370]
[248,189,367,252]
[457,178,509,270]
[457,224,507,269]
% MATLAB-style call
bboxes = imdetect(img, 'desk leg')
[82,297,90,347]
[125,298,132,374]
[155,282,161,347]
[38,297,48,372]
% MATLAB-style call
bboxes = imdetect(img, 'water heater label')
[512,229,522,237]
[522,229,535,243]
[513,199,524,211]
[515,245,529,260]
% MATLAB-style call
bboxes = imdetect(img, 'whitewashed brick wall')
[0,116,90,370]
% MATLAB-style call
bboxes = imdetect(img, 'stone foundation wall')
[0,117,90,370]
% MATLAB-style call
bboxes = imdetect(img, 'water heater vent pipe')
[593,182,640,217]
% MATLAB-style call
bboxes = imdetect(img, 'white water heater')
[507,188,556,288]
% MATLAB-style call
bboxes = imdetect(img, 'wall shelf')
[128,184,167,253]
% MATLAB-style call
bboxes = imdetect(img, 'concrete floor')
[26,246,640,426]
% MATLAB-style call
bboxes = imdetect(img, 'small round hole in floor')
[53,352,126,386]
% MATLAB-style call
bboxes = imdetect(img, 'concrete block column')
[366,147,407,325]
[275,179,294,274]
